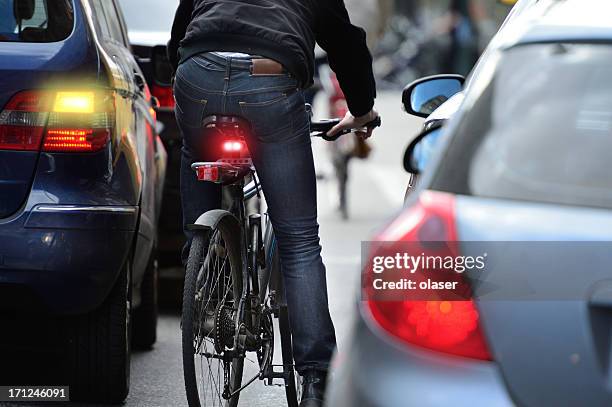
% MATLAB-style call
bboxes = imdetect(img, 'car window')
[0,0,74,42]
[117,0,178,32]
[90,0,125,45]
[432,43,612,209]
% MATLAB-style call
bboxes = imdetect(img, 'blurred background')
[373,0,514,87]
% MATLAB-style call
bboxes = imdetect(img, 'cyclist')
[168,1,379,405]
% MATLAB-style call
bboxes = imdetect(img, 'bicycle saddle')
[203,115,251,133]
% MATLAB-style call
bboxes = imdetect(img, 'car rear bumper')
[326,302,515,407]
[0,205,138,315]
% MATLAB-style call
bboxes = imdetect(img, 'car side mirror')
[151,45,173,86]
[403,124,445,174]
[402,75,465,118]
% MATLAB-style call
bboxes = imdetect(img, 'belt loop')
[224,56,231,82]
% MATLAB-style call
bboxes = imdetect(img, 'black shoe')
[299,370,327,407]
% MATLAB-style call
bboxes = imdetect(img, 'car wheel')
[67,261,131,403]
[132,252,158,349]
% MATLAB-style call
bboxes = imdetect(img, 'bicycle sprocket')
[214,305,235,353]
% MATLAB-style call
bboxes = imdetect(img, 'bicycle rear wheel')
[182,222,244,407]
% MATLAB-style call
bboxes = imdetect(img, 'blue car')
[0,0,166,402]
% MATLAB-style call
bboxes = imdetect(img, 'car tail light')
[0,90,113,153]
[366,191,492,361]
[152,85,175,109]
[0,91,51,150]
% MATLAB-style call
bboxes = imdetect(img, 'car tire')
[132,252,158,349]
[67,262,131,403]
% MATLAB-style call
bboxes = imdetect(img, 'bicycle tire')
[268,241,300,407]
[182,224,244,407]
[280,305,300,407]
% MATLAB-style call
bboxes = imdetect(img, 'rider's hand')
[328,109,379,140]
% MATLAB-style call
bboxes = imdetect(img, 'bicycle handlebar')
[310,116,382,141]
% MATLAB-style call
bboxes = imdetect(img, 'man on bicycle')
[168,1,378,405]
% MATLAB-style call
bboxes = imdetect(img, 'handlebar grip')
[313,116,382,141]
[310,119,341,133]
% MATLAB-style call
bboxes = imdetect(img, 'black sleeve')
[315,0,376,117]
[167,0,194,73]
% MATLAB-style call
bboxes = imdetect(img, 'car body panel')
[454,196,612,407]
[0,0,166,314]
[326,301,514,407]
[0,3,99,218]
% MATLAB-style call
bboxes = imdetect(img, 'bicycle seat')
[203,115,251,134]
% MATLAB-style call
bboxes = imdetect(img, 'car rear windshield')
[0,0,74,43]
[431,43,612,209]
[117,0,177,32]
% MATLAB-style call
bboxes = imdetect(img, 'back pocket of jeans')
[174,81,208,128]
[239,93,292,141]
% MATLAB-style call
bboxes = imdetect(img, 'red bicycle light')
[366,191,492,361]
[223,140,244,152]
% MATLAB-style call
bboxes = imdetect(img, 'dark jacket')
[168,0,376,117]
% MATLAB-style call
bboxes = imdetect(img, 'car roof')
[499,0,612,48]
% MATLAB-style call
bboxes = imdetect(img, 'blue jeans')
[174,53,337,373]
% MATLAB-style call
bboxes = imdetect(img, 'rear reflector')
[196,165,220,182]
[0,90,113,153]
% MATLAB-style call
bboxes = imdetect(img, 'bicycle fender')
[187,209,241,235]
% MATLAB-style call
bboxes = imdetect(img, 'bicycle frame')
[184,111,380,404]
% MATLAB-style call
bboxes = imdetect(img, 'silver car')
[326,0,612,405]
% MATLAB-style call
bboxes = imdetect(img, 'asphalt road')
[0,91,422,407]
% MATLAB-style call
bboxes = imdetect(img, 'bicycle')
[181,112,381,407]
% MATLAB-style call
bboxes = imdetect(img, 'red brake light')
[366,191,492,361]
[152,85,175,109]
[43,129,111,152]
[0,90,113,153]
